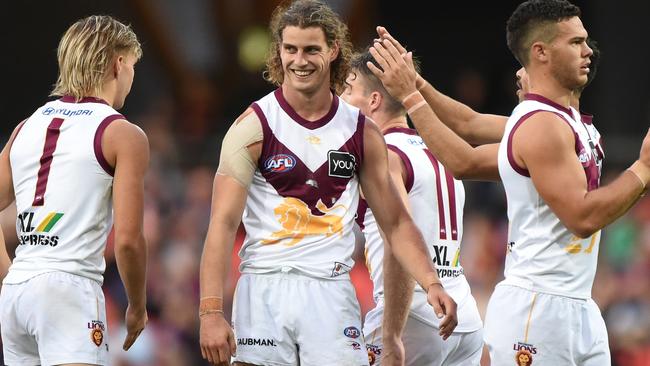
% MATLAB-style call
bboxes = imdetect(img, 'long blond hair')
[51,15,142,100]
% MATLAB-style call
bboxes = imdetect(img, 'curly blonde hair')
[51,15,142,101]
[264,0,353,95]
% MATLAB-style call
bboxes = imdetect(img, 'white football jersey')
[497,93,604,299]
[239,89,365,279]
[358,127,482,332]
[5,96,120,285]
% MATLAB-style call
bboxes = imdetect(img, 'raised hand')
[367,39,418,102]
[376,26,408,55]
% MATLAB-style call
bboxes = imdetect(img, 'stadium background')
[2,0,650,365]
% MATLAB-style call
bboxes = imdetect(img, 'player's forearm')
[114,234,147,308]
[407,97,498,180]
[199,222,237,299]
[418,79,506,144]
[418,79,475,135]
[385,219,439,291]
[382,244,415,338]
[569,169,646,237]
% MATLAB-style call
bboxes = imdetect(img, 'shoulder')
[234,107,262,128]
[513,111,577,163]
[103,119,149,152]
[517,111,574,138]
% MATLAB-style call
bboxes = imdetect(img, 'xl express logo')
[17,211,64,247]
[264,154,296,173]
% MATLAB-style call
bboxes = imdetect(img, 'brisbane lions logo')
[515,349,533,366]
[262,197,347,246]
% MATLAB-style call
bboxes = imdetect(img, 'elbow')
[448,162,475,180]
[566,220,600,239]
[114,232,146,255]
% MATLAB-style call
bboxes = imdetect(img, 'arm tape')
[216,110,263,188]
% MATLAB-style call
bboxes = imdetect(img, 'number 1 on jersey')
[33,118,65,206]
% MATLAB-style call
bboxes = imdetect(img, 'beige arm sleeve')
[216,109,263,188]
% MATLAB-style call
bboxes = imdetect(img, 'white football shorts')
[232,271,369,366]
[364,313,483,366]
[484,284,610,366]
[0,271,108,365]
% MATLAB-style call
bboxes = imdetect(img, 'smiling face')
[280,25,339,96]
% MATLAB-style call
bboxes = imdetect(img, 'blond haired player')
[369,0,650,364]
[198,1,458,365]
[0,15,148,365]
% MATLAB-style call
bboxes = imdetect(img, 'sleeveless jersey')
[5,96,120,285]
[240,88,365,279]
[497,93,604,299]
[357,127,482,332]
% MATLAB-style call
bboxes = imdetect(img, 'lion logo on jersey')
[91,327,103,347]
[262,197,347,246]
[515,349,533,366]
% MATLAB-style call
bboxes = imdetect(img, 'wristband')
[407,100,428,115]
[199,296,223,315]
[199,309,224,317]
[402,92,425,111]
[421,272,442,292]
[627,161,650,190]
[401,90,421,105]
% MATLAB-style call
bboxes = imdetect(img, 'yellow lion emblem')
[262,197,347,246]
[515,350,533,366]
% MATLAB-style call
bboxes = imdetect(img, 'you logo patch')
[328,150,356,178]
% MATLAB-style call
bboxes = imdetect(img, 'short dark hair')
[348,47,421,116]
[506,0,581,66]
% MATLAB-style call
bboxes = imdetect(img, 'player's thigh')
[581,299,610,366]
[442,329,483,366]
[232,274,298,366]
[31,272,108,366]
[363,323,383,366]
[401,316,444,366]
[0,283,40,365]
[296,279,369,366]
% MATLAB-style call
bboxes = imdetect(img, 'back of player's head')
[349,48,421,116]
[506,0,581,66]
[264,0,353,94]
[51,15,142,101]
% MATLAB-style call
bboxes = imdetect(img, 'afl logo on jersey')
[264,154,296,173]
[343,326,360,339]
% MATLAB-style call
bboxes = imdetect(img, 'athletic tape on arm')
[216,110,262,188]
